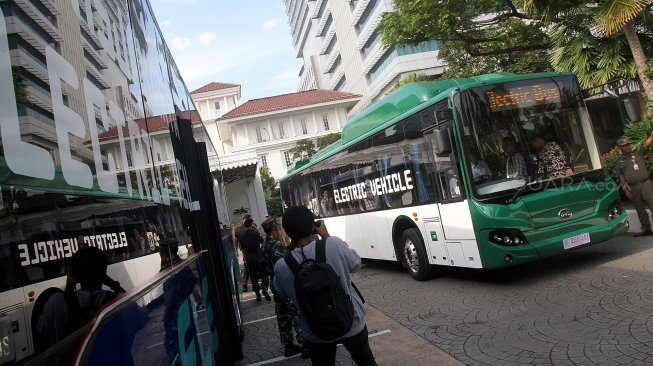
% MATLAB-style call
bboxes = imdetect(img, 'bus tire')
[400,228,431,281]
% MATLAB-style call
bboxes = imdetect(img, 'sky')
[150,0,303,103]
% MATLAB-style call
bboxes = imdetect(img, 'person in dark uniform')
[617,134,653,236]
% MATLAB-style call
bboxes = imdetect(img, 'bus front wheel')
[401,228,431,281]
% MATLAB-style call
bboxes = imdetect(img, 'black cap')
[243,214,251,219]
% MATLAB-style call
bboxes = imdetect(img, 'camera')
[313,220,323,234]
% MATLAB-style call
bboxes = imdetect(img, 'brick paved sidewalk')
[236,291,461,366]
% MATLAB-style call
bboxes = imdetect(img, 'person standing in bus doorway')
[240,218,271,301]
[469,150,492,182]
[617,134,653,236]
[260,218,305,358]
[274,206,377,366]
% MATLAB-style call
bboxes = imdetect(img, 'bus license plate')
[563,233,590,250]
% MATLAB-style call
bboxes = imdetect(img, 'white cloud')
[198,32,216,47]
[262,19,281,31]
[169,36,192,50]
[159,19,171,27]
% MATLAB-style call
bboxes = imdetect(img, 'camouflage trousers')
[270,275,302,345]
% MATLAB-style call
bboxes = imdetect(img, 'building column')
[311,111,319,133]
[267,119,273,140]
[251,167,268,223]
[289,114,296,137]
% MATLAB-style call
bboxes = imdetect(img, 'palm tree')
[522,0,653,103]
[595,0,653,102]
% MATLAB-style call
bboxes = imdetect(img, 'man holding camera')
[273,206,377,366]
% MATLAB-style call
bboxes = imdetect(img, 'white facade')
[190,83,270,225]
[190,83,241,156]
[218,94,360,181]
[285,0,445,114]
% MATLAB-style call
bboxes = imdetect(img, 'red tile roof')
[97,110,202,142]
[190,82,240,95]
[218,89,360,120]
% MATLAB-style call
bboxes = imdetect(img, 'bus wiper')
[506,180,530,204]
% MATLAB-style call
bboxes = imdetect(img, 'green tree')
[288,138,316,161]
[12,66,30,105]
[388,73,439,93]
[379,0,552,77]
[259,166,283,215]
[316,133,341,150]
[259,166,276,200]
[522,0,653,101]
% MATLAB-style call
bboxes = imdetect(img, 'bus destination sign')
[486,83,561,112]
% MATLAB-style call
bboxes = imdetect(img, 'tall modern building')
[285,0,444,114]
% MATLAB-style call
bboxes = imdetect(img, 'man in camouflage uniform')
[617,134,653,236]
[260,218,304,358]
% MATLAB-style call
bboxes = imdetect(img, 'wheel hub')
[404,239,419,273]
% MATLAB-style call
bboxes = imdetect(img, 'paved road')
[238,233,653,365]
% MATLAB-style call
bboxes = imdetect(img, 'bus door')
[423,127,479,268]
[419,129,451,266]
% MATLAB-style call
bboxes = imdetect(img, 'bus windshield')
[454,75,597,200]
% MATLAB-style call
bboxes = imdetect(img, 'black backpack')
[284,239,355,341]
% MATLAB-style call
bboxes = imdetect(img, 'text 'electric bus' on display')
[280,72,628,281]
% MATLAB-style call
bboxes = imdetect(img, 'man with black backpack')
[273,206,377,366]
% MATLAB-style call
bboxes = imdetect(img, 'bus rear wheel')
[401,228,431,281]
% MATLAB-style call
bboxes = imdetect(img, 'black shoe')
[301,346,310,359]
[284,344,301,357]
[263,290,271,301]
[256,292,262,301]
[242,285,248,292]
[635,229,653,237]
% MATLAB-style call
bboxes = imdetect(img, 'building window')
[334,75,346,91]
[326,55,341,74]
[283,150,293,167]
[322,115,330,131]
[125,150,132,167]
[277,122,286,139]
[214,101,220,114]
[355,0,380,33]
[367,47,397,84]
[300,118,308,135]
[255,126,267,143]
[259,154,268,167]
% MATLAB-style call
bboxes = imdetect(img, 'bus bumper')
[481,212,629,269]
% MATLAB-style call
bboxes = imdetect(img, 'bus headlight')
[489,229,528,246]
[608,202,622,220]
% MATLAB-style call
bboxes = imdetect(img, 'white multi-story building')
[189,83,359,222]
[285,0,445,114]
[215,89,361,181]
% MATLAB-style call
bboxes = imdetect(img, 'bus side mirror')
[622,97,641,122]
[434,128,452,156]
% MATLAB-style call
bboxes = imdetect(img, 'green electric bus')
[280,72,628,280]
